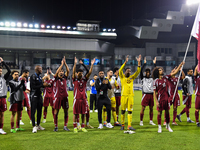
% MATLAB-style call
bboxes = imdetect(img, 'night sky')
[0,0,186,28]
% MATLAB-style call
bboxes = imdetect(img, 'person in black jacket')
[95,70,113,129]
[0,57,11,135]
[9,70,26,133]
[30,65,49,133]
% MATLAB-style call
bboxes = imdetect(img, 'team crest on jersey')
[127,79,131,84]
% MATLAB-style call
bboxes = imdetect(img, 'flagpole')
[172,3,200,102]
[172,35,192,102]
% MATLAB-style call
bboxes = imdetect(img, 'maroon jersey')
[153,75,170,101]
[53,76,68,98]
[43,79,54,98]
[194,75,200,96]
[166,75,180,97]
[73,76,88,100]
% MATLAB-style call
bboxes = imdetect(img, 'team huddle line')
[0,55,199,135]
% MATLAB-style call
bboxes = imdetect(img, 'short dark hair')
[93,74,98,77]
[107,69,112,73]
[113,67,119,73]
[145,68,150,73]
[77,68,83,73]
[22,69,29,74]
[11,70,19,75]
[187,68,193,72]
[125,67,130,71]
[99,70,104,73]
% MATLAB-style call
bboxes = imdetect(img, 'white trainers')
[98,124,103,129]
[90,110,93,113]
[149,120,156,125]
[0,129,6,135]
[166,125,173,132]
[42,119,46,123]
[37,125,45,130]
[158,126,162,133]
[106,123,114,128]
[124,130,135,134]
[140,121,143,126]
[94,109,98,113]
[32,126,37,133]
[20,120,24,125]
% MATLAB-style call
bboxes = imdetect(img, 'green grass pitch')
[0,91,200,150]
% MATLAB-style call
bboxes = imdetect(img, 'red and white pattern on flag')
[191,5,200,72]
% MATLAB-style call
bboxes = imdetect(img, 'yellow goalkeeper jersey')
[119,63,141,96]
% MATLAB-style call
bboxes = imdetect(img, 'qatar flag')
[191,5,200,71]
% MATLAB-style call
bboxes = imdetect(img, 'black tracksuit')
[30,73,43,127]
[95,78,111,124]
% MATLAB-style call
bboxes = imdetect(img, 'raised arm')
[63,56,70,77]
[86,58,95,79]
[153,57,157,68]
[170,61,184,76]
[54,58,64,78]
[140,57,146,80]
[119,55,129,78]
[0,57,11,80]
[79,60,89,76]
[130,54,141,79]
[194,65,198,77]
[72,57,77,78]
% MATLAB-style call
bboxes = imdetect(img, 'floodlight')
[0,22,4,26]
[5,22,10,27]
[112,29,116,32]
[108,29,111,32]
[11,22,16,27]
[23,23,28,27]
[103,28,106,32]
[187,0,200,5]
[57,26,61,29]
[62,26,66,29]
[29,24,33,28]
[17,22,22,27]
[34,24,39,28]
[67,26,71,30]
[46,25,50,28]
[52,25,55,29]
[41,24,45,28]
[73,27,77,30]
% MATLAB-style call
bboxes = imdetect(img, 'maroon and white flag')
[191,5,200,71]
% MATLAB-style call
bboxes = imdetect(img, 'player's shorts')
[115,96,121,107]
[22,92,30,107]
[168,94,180,106]
[182,95,192,108]
[9,101,23,112]
[157,100,170,111]
[53,97,69,110]
[141,93,154,107]
[73,98,88,114]
[121,95,134,112]
[195,95,200,109]
[43,97,54,107]
[0,98,7,112]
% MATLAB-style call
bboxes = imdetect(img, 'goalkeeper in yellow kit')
[119,55,141,131]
